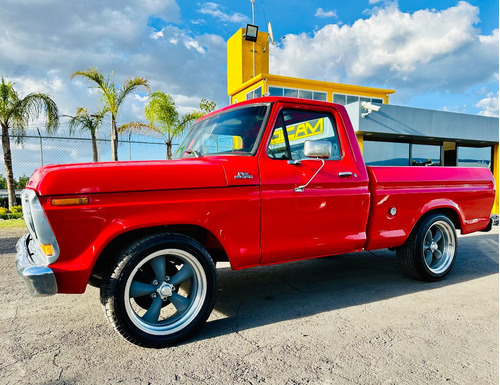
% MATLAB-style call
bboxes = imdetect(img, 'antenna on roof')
[268,22,274,44]
[267,21,285,46]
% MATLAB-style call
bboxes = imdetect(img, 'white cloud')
[0,0,228,127]
[315,8,338,19]
[270,2,499,96]
[476,92,499,117]
[198,2,248,23]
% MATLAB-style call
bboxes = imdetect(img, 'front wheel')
[100,233,216,348]
[396,214,457,281]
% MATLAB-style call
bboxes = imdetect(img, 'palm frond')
[116,77,151,108]
[118,121,164,139]
[18,93,59,134]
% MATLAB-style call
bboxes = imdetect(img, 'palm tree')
[119,91,214,159]
[71,67,150,161]
[0,77,58,209]
[64,107,107,162]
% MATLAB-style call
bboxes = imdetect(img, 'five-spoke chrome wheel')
[101,233,216,348]
[397,214,457,281]
[422,220,455,275]
[124,249,207,336]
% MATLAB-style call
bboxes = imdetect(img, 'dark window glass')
[346,95,359,104]
[313,92,327,101]
[364,141,410,166]
[269,86,283,97]
[284,88,298,98]
[457,146,492,168]
[372,98,383,104]
[411,144,441,166]
[333,94,346,105]
[298,90,313,99]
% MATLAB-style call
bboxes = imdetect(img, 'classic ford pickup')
[16,97,495,347]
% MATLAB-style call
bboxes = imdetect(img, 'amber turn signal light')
[51,197,89,206]
[40,244,55,257]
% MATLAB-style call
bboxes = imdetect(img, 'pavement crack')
[52,347,63,381]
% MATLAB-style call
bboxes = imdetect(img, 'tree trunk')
[111,117,118,161]
[91,131,98,162]
[167,140,172,160]
[1,123,16,209]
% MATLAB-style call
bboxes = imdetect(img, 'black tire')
[396,214,457,282]
[100,232,216,348]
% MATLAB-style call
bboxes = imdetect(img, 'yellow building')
[227,28,395,106]
[227,28,499,214]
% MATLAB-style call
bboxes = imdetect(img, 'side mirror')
[303,140,332,159]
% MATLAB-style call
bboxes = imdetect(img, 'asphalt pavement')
[0,226,498,385]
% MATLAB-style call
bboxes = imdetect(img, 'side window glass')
[267,109,341,160]
[268,114,291,159]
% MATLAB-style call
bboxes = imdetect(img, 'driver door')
[259,103,370,265]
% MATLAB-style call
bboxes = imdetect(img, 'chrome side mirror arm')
[294,158,325,193]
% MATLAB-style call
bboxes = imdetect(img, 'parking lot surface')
[1,226,498,385]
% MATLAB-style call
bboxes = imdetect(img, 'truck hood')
[27,159,228,196]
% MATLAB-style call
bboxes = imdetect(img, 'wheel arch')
[410,206,462,240]
[89,224,227,285]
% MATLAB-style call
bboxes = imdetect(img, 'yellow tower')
[227,28,269,97]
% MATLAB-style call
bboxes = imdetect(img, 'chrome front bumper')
[16,233,57,296]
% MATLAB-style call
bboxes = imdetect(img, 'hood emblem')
[235,172,254,179]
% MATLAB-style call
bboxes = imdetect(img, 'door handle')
[338,171,354,178]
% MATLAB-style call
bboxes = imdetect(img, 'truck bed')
[365,166,495,250]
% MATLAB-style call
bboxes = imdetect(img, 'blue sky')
[0,0,498,174]
[1,0,498,118]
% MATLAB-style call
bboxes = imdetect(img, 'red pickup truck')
[16,97,495,347]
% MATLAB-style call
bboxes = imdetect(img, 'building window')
[411,144,441,166]
[333,93,384,105]
[346,95,359,104]
[298,90,313,99]
[268,86,326,101]
[364,140,410,166]
[284,88,298,98]
[457,146,492,168]
[269,86,283,96]
[313,92,327,101]
[334,94,346,105]
[246,86,262,100]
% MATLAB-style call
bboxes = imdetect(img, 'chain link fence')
[1,127,177,187]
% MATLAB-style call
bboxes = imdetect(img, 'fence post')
[36,128,44,166]
[129,132,132,161]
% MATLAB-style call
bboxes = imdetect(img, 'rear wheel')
[396,214,457,281]
[100,233,216,348]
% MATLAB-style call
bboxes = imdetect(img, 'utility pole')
[251,0,256,78]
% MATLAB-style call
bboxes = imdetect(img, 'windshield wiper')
[185,149,203,158]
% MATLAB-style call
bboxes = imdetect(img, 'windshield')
[176,104,270,158]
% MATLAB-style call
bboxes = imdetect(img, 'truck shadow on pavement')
[197,231,499,343]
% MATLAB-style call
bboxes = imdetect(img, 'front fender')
[43,187,261,293]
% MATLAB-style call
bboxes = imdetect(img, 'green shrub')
[10,205,22,215]
[0,206,23,220]
[0,207,8,220]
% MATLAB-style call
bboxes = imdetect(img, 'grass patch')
[0,218,26,229]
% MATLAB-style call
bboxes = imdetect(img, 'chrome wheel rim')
[124,249,207,336]
[422,221,455,274]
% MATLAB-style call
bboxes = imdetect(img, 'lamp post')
[251,0,256,78]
